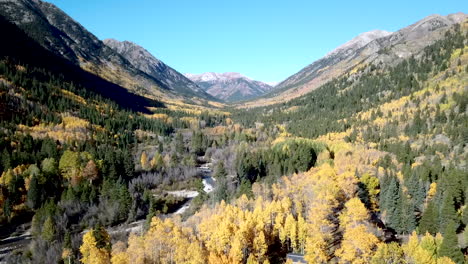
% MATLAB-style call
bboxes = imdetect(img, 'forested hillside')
[0,2,467,264]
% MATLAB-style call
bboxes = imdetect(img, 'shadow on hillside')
[0,16,163,114]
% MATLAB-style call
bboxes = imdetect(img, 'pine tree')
[214,161,227,179]
[400,193,416,234]
[439,220,464,263]
[191,130,204,155]
[175,132,185,154]
[158,141,164,153]
[419,201,439,235]
[42,216,55,242]
[384,177,402,233]
[439,192,459,234]
[1,148,11,171]
[27,176,41,209]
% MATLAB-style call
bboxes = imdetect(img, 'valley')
[0,1,467,263]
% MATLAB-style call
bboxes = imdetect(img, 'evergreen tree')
[238,180,253,199]
[27,176,41,209]
[439,192,459,234]
[1,148,11,171]
[93,223,111,251]
[419,201,439,235]
[175,132,185,154]
[158,141,164,153]
[191,130,204,156]
[400,193,416,234]
[214,161,227,179]
[42,216,55,242]
[213,178,229,203]
[439,220,464,264]
[384,177,402,233]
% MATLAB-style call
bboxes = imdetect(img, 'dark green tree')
[213,178,229,203]
[419,201,439,235]
[175,132,184,154]
[439,220,464,263]
[383,177,402,233]
[439,191,459,233]
[27,176,41,210]
[399,193,416,234]
[214,161,227,179]
[191,130,205,156]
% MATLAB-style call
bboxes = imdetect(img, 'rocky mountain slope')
[185,72,273,102]
[240,12,467,108]
[103,39,213,100]
[0,0,214,104]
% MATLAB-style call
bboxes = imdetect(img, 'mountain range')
[240,12,467,107]
[0,0,214,107]
[1,0,464,107]
[185,72,274,102]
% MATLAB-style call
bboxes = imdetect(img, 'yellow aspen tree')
[336,198,379,264]
[140,151,148,171]
[284,214,297,250]
[336,224,379,264]
[228,236,244,264]
[150,152,164,170]
[126,233,145,264]
[436,257,456,264]
[252,230,268,261]
[246,254,258,264]
[80,230,111,264]
[111,241,128,264]
[371,242,404,264]
[304,231,330,264]
[296,215,307,254]
[62,248,72,264]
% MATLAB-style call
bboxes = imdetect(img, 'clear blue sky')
[46,0,465,83]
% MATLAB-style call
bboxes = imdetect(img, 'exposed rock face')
[241,12,467,108]
[185,72,273,102]
[103,39,210,98]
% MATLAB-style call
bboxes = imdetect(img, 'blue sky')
[47,0,466,83]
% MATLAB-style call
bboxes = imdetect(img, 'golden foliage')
[125,217,205,264]
[17,114,103,143]
[80,230,111,264]
[60,89,87,105]
[336,198,379,264]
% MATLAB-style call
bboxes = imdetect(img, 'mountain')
[0,0,214,104]
[103,39,214,100]
[240,12,467,108]
[185,72,273,102]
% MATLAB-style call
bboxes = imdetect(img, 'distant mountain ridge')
[0,0,214,104]
[185,72,273,102]
[103,39,213,100]
[241,12,467,108]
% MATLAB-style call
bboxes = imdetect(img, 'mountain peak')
[103,38,161,64]
[185,72,248,82]
[103,38,213,99]
[185,72,273,102]
[325,29,392,57]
